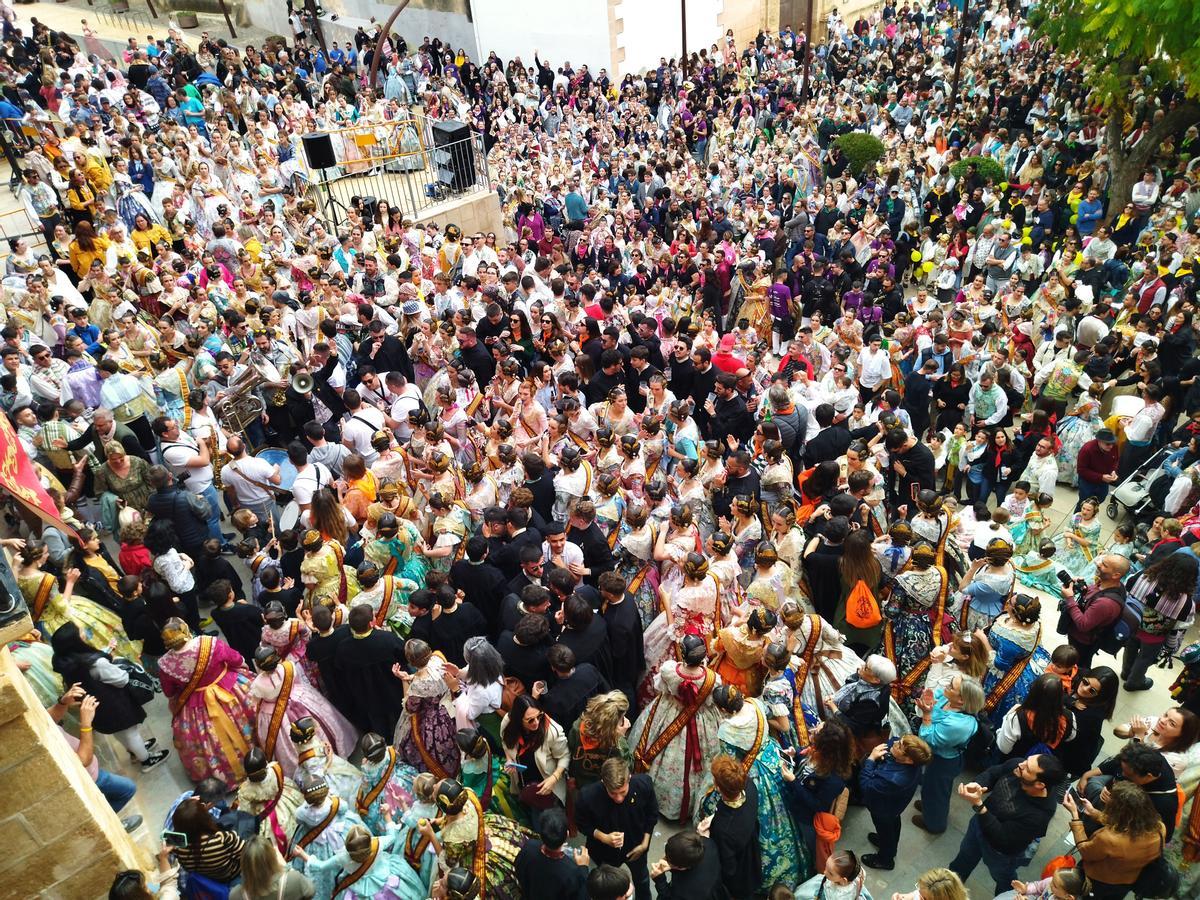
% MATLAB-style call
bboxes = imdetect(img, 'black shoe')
[144,737,157,751]
[1125,678,1154,692]
[914,799,923,812]
[121,815,143,833]
[867,832,880,847]
[861,854,894,870]
[911,813,944,834]
[219,542,238,555]
[141,749,170,771]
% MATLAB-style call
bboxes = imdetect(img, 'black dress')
[933,377,971,431]
[710,779,762,900]
[56,653,144,733]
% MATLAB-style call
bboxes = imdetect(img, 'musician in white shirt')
[341,389,387,466]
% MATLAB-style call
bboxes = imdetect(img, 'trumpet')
[291,372,315,394]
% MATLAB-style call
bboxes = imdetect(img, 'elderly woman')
[92,440,154,535]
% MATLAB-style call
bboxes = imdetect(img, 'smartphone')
[162,830,189,849]
[506,762,527,771]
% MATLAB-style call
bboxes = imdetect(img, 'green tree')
[834,133,886,176]
[1032,0,1200,222]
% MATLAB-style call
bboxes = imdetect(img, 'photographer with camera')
[1059,554,1131,670]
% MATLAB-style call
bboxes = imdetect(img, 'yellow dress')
[18,571,141,660]
[300,542,361,605]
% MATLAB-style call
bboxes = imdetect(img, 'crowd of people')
[2,0,1200,899]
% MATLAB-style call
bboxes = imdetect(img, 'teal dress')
[305,821,431,899]
[696,699,808,890]
[1053,514,1103,581]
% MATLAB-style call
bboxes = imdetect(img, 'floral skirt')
[394,697,461,778]
[172,673,256,787]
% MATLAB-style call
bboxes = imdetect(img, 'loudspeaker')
[302,133,337,170]
[431,120,475,193]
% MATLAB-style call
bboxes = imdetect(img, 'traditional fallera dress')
[305,821,432,899]
[250,661,359,777]
[9,638,64,710]
[1056,398,1103,485]
[236,760,302,853]
[364,523,428,588]
[982,616,1048,727]
[1015,549,1063,597]
[629,662,722,821]
[952,563,1016,634]
[157,634,256,786]
[393,654,461,779]
[881,565,950,717]
[714,623,771,697]
[356,747,419,835]
[438,788,533,900]
[615,521,661,629]
[290,796,367,900]
[641,576,721,702]
[1053,513,1103,581]
[1009,507,1049,556]
[19,571,142,661]
[459,745,526,824]
[300,540,360,605]
[293,733,366,807]
[260,618,318,684]
[696,698,808,890]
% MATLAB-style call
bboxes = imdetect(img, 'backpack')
[963,712,996,767]
[845,579,882,629]
[1097,589,1144,655]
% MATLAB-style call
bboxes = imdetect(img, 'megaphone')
[291,372,315,394]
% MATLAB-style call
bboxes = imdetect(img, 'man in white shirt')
[287,440,333,515]
[341,389,387,466]
[28,344,71,403]
[220,435,282,527]
[542,521,584,571]
[386,371,424,442]
[153,414,224,544]
[1131,171,1161,215]
[1020,437,1060,497]
[856,336,891,402]
[1119,384,1166,478]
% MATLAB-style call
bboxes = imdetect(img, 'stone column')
[0,647,150,900]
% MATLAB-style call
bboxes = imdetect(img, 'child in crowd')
[873,521,914,575]
[195,538,246,602]
[1016,538,1062,597]
[231,507,271,548]
[1002,480,1032,522]
[118,520,152,577]
[943,423,968,498]
[1046,645,1079,694]
[969,507,1013,560]
[1010,492,1053,556]
[207,578,264,667]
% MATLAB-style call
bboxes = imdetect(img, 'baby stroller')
[1106,446,1169,523]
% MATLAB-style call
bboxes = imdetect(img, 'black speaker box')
[431,120,475,192]
[302,132,337,170]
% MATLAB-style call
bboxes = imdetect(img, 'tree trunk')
[1103,100,1200,224]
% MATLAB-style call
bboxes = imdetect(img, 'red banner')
[0,413,75,537]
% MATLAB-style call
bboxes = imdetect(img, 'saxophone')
[207,428,230,491]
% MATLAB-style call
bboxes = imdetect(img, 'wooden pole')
[367,0,414,89]
[801,0,814,101]
[306,0,329,57]
[949,0,969,113]
[215,0,237,39]
[681,0,687,62]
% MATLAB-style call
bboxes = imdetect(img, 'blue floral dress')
[981,617,1048,728]
[696,699,808,890]
[1056,399,1102,486]
[1054,513,1103,581]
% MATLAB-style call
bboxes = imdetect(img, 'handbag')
[1132,836,1179,899]
[114,657,159,706]
[517,778,558,811]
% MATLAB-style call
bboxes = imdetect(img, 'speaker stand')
[315,167,349,230]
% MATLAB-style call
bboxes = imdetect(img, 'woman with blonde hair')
[229,834,314,900]
[895,868,969,900]
[568,690,633,787]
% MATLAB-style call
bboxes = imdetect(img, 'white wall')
[470,0,613,74]
[617,0,724,74]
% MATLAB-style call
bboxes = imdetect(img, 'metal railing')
[308,127,490,231]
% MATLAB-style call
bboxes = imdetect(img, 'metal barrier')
[89,4,160,34]
[308,125,490,231]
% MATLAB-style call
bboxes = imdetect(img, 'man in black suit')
[625,346,661,414]
[521,453,557,523]
[650,831,725,900]
[567,500,615,586]
[590,349,626,402]
[332,605,407,735]
[478,507,516,577]
[885,428,937,515]
[303,604,351,711]
[455,325,496,388]
[804,403,852,467]
[598,572,644,712]
[711,450,761,521]
[629,316,665,370]
[707,372,755,445]
[507,545,548,598]
[667,339,695,402]
[352,319,413,381]
[449,535,508,638]
[689,347,719,437]
[506,506,543,570]
[576,759,659,900]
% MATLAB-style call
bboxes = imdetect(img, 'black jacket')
[576,774,658,866]
[568,523,615,585]
[354,333,414,381]
[711,394,755,444]
[145,485,210,551]
[652,836,728,900]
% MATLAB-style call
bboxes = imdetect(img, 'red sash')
[634,667,715,815]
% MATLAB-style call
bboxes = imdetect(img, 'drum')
[255,448,298,492]
[279,501,301,532]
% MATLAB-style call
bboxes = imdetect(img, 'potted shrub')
[950,156,1006,184]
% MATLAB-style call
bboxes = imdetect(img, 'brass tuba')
[214,355,281,435]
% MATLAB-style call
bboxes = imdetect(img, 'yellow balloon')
[922,261,935,273]
[911,250,922,262]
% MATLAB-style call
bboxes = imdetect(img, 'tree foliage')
[950,156,1005,184]
[833,132,886,176]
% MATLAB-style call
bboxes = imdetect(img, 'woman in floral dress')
[354,732,418,835]
[614,501,661,630]
[675,456,716,539]
[952,540,1016,634]
[15,541,142,660]
[300,821,431,899]
[157,617,256,787]
[880,542,950,718]
[628,635,721,822]
[1056,384,1105,486]
[393,638,461,779]
[433,780,533,900]
[726,494,764,587]
[653,502,703,595]
[981,595,1049,728]
[9,633,64,710]
[696,685,807,891]
[1054,498,1104,581]
[706,531,744,625]
[641,553,721,700]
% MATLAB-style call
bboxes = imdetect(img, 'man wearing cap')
[1076,429,1120,508]
[877,185,906,235]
